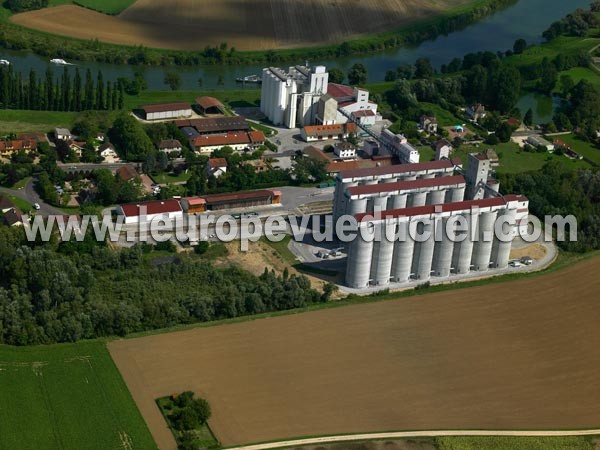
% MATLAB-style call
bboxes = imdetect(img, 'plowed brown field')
[10,0,470,51]
[109,257,600,450]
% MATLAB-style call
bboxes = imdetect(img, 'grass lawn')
[560,67,600,92]
[7,194,32,212]
[262,236,339,277]
[0,341,157,450]
[73,0,136,14]
[446,142,591,174]
[557,133,600,166]
[151,171,192,184]
[0,110,77,133]
[10,176,30,190]
[436,436,597,450]
[124,89,262,111]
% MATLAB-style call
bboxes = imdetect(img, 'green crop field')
[0,341,157,450]
[73,0,137,15]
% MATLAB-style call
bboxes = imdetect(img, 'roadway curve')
[224,429,600,450]
[0,178,64,216]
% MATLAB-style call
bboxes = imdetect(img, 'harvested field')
[11,0,471,51]
[109,257,600,449]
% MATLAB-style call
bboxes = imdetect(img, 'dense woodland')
[499,163,600,252]
[0,228,328,345]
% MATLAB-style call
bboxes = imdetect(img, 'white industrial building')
[332,159,462,223]
[116,199,183,224]
[318,83,381,126]
[345,195,529,288]
[379,129,420,164]
[260,65,328,128]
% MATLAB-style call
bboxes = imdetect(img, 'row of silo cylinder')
[345,207,516,289]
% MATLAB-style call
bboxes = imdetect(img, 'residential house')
[116,165,139,182]
[244,159,269,173]
[69,141,86,158]
[0,139,35,157]
[301,123,357,142]
[3,208,24,227]
[466,104,487,123]
[206,158,228,178]
[420,115,438,134]
[158,139,183,153]
[0,194,16,213]
[55,128,74,141]
[99,142,118,161]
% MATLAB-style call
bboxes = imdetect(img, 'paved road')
[0,178,64,216]
[58,162,130,173]
[225,429,600,450]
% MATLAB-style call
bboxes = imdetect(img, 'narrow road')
[0,178,65,216]
[224,429,600,450]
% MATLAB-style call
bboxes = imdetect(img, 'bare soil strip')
[109,257,600,449]
[10,0,470,51]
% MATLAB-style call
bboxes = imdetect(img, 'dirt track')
[109,257,600,449]
[11,0,470,51]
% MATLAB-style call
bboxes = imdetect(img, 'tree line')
[0,0,517,67]
[0,66,124,111]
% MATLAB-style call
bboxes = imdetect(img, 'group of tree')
[162,391,211,450]
[0,66,124,112]
[0,226,329,345]
[543,7,599,41]
[499,162,600,252]
[5,0,47,12]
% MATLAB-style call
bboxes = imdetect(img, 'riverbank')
[0,0,517,66]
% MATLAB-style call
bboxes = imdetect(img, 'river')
[0,0,593,91]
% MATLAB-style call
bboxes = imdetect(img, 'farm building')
[175,117,249,135]
[183,190,282,213]
[195,96,225,115]
[301,123,357,142]
[527,135,554,152]
[191,131,265,154]
[116,199,183,224]
[142,102,192,121]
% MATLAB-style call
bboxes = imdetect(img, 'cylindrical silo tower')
[452,212,477,274]
[391,220,415,283]
[412,220,435,280]
[471,210,498,271]
[370,221,396,286]
[345,221,375,288]
[491,207,516,269]
[432,217,455,277]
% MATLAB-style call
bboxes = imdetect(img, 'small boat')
[0,59,10,66]
[236,74,262,84]
[50,58,69,65]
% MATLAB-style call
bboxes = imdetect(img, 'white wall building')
[260,65,328,128]
[334,142,356,159]
[380,129,420,164]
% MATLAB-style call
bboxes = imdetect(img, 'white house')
[334,142,356,159]
[207,158,228,178]
[55,128,74,141]
[99,142,119,161]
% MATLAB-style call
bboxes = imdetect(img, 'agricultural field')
[109,257,600,448]
[10,0,472,51]
[0,341,157,450]
[0,110,77,133]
